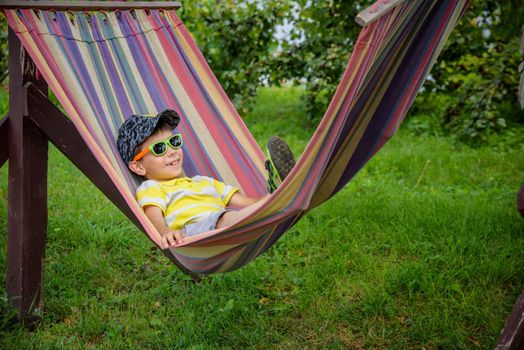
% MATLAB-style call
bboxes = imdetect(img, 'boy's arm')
[143,205,184,249]
[227,192,258,208]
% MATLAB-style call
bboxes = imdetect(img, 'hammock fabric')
[3,0,468,275]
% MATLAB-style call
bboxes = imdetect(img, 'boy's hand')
[143,206,185,249]
[160,229,185,249]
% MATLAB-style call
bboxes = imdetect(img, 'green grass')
[1,86,523,349]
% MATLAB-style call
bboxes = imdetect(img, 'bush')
[440,41,521,143]
[179,0,291,114]
[420,0,524,144]
[271,0,524,143]
[269,0,372,123]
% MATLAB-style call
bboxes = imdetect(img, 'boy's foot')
[265,136,296,193]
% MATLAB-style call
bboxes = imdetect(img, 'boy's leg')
[184,210,249,235]
[216,210,248,229]
[265,136,296,193]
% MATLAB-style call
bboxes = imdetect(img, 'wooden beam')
[6,28,49,324]
[26,85,200,281]
[355,0,406,27]
[495,287,524,350]
[26,86,142,229]
[0,1,181,10]
[0,115,8,168]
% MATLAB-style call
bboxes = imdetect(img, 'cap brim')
[157,109,180,129]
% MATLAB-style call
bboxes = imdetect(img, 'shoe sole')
[266,136,295,182]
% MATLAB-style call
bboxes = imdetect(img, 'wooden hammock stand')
[0,1,523,348]
[0,1,195,325]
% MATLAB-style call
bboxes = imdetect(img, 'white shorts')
[183,210,227,237]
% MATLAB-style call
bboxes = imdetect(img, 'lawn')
[0,86,523,349]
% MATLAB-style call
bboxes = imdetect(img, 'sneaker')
[265,136,296,193]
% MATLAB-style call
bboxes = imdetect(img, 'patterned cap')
[117,109,180,164]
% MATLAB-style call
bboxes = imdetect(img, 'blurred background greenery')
[1,0,523,144]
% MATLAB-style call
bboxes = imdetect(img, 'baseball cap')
[117,109,180,164]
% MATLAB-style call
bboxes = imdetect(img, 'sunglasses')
[133,134,183,161]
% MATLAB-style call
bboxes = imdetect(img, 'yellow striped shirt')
[136,176,238,230]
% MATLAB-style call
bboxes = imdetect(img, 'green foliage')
[246,85,312,152]
[269,0,373,122]
[440,42,521,142]
[270,0,523,143]
[417,0,524,143]
[178,0,291,114]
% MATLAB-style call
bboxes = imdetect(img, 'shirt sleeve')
[136,180,167,213]
[212,178,239,205]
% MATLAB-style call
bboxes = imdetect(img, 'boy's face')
[128,128,184,181]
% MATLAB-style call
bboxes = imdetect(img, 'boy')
[117,110,295,249]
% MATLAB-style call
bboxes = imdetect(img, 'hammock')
[3,0,468,275]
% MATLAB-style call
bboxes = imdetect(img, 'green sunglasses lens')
[169,134,183,148]
[151,142,167,156]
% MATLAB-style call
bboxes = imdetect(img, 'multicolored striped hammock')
[3,0,468,275]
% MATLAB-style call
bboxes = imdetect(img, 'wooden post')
[6,28,49,324]
[495,288,524,350]
[518,185,524,218]
[0,115,8,168]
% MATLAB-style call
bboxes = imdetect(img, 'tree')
[178,0,291,113]
[269,0,374,123]
[418,0,524,142]
[271,0,524,142]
